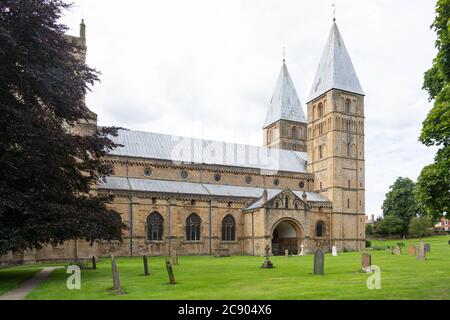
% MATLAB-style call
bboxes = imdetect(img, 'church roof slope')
[98,177,331,205]
[263,62,307,128]
[106,129,308,173]
[307,22,364,103]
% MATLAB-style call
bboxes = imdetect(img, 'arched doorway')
[271,220,301,255]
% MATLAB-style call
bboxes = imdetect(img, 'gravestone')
[393,245,402,255]
[165,259,176,285]
[416,241,426,261]
[143,255,149,276]
[332,245,338,257]
[261,245,274,268]
[313,249,324,275]
[361,253,372,273]
[110,255,123,294]
[408,244,416,256]
[424,243,430,253]
[285,249,289,257]
[92,256,97,270]
[299,243,306,256]
[172,250,178,266]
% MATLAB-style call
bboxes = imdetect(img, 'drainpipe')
[209,200,212,256]
[252,212,255,256]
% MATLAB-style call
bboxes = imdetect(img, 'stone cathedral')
[4,19,367,262]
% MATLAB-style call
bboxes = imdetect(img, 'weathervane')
[332,3,336,22]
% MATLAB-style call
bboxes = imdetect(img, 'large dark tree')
[0,0,125,255]
[416,0,450,220]
[381,177,421,236]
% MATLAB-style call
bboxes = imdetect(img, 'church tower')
[306,21,366,250]
[263,60,307,152]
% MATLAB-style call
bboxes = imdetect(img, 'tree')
[365,224,373,236]
[0,0,125,255]
[408,216,432,238]
[375,216,404,238]
[382,177,421,236]
[417,0,450,220]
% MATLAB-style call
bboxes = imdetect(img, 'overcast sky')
[62,0,438,217]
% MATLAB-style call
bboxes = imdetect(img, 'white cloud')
[62,0,438,217]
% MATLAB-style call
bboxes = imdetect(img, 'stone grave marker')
[285,249,289,257]
[92,256,97,270]
[313,249,324,275]
[165,259,176,285]
[110,255,123,294]
[143,255,149,276]
[393,245,402,255]
[416,241,426,261]
[361,252,372,273]
[424,243,430,253]
[261,245,274,268]
[332,245,338,257]
[299,243,306,256]
[408,244,416,256]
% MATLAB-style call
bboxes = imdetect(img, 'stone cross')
[261,245,274,268]
[416,241,426,261]
[143,255,149,276]
[165,259,176,285]
[92,256,97,270]
[110,255,123,294]
[332,245,338,257]
[393,245,402,255]
[424,243,430,253]
[172,250,178,266]
[299,243,306,256]
[408,244,416,256]
[313,249,324,275]
[361,252,371,273]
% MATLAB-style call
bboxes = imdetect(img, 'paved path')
[0,266,63,300]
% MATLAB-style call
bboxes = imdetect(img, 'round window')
[214,173,221,182]
[245,176,252,184]
[143,167,152,176]
[299,181,305,189]
[274,178,280,186]
[181,170,188,179]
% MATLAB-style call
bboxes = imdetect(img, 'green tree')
[382,177,421,236]
[375,216,404,238]
[408,216,433,238]
[365,224,373,236]
[417,0,450,220]
[0,0,125,255]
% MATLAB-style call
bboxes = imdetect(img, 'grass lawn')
[2,235,449,300]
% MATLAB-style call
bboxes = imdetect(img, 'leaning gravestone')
[332,245,338,257]
[261,245,274,268]
[424,243,430,253]
[313,249,324,275]
[408,244,416,256]
[110,255,123,294]
[393,245,402,255]
[361,253,371,273]
[416,241,426,261]
[143,255,149,276]
[165,259,176,285]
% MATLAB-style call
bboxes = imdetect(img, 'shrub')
[365,240,372,248]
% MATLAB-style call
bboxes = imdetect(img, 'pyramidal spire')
[263,61,306,128]
[307,22,364,103]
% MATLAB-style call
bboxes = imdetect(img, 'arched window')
[291,126,298,139]
[318,103,324,117]
[186,213,201,241]
[284,196,289,209]
[147,212,164,241]
[345,99,351,113]
[221,215,236,241]
[275,200,281,208]
[316,221,325,238]
[319,145,323,159]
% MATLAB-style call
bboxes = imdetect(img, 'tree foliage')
[417,0,450,220]
[382,177,421,236]
[408,216,433,238]
[375,216,404,237]
[0,0,125,255]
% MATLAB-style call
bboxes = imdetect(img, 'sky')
[61,0,438,218]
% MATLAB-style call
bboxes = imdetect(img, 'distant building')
[365,214,376,226]
[435,217,449,232]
